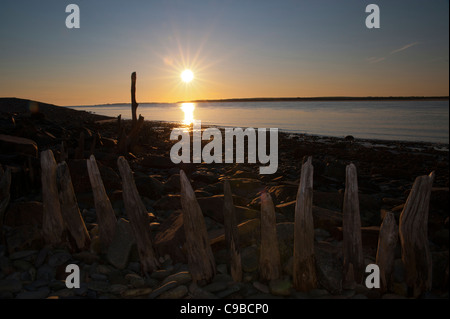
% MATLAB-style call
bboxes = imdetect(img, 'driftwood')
[180,170,216,283]
[117,156,159,273]
[293,156,317,291]
[86,155,117,250]
[56,161,91,251]
[259,191,281,282]
[223,179,242,282]
[342,163,364,288]
[0,165,11,240]
[376,211,398,292]
[131,72,139,128]
[40,150,65,245]
[399,172,434,297]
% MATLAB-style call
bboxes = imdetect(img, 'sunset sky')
[0,0,448,106]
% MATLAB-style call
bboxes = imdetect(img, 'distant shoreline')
[179,96,449,104]
[67,96,450,107]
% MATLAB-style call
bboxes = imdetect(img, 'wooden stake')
[180,170,216,283]
[86,155,117,250]
[223,179,242,282]
[56,161,91,251]
[131,72,139,128]
[40,150,65,245]
[259,191,281,282]
[376,211,398,293]
[342,163,364,288]
[399,172,434,297]
[293,156,317,291]
[117,156,159,273]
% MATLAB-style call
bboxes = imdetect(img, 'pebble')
[121,287,153,298]
[203,281,229,293]
[161,271,192,286]
[215,284,242,299]
[158,285,188,299]
[125,273,145,288]
[216,264,228,275]
[0,279,22,293]
[151,269,171,280]
[109,284,128,295]
[90,273,108,281]
[253,281,270,294]
[9,250,37,261]
[148,281,178,299]
[48,252,72,267]
[87,281,111,293]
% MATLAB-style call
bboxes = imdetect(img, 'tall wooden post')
[259,191,281,282]
[376,211,398,293]
[87,155,117,250]
[40,150,65,245]
[56,162,91,251]
[399,172,434,297]
[117,156,160,274]
[293,156,317,291]
[223,179,242,282]
[342,163,364,288]
[180,170,216,283]
[131,72,138,128]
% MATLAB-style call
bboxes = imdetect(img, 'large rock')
[0,134,38,157]
[107,218,136,269]
[196,195,259,224]
[153,195,182,211]
[134,175,165,200]
[227,178,264,198]
[314,241,343,294]
[276,201,343,229]
[210,218,261,251]
[154,211,186,263]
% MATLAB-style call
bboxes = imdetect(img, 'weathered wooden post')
[117,156,160,273]
[56,162,91,251]
[131,72,139,128]
[376,211,398,293]
[40,150,65,245]
[180,170,216,283]
[87,155,117,250]
[223,179,242,282]
[293,156,317,291]
[399,172,434,297]
[342,163,364,288]
[259,191,281,282]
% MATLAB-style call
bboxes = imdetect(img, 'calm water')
[69,100,449,144]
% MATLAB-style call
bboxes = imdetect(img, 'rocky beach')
[0,97,448,299]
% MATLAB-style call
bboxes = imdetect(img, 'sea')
[68,100,449,144]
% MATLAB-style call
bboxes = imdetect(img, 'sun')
[181,69,194,83]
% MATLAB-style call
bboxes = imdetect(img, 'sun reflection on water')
[181,103,195,125]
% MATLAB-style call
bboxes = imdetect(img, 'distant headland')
[178,96,449,104]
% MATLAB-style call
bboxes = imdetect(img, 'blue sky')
[0,0,448,105]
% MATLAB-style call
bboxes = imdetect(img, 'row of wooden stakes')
[38,150,434,297]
